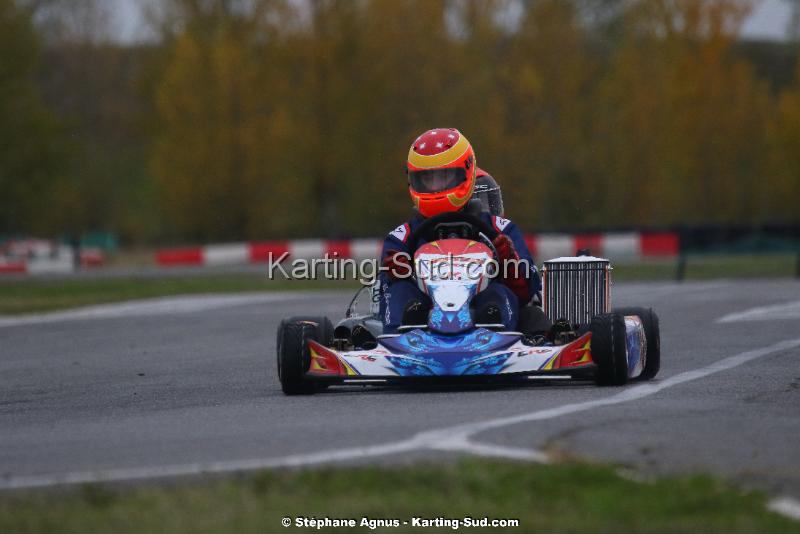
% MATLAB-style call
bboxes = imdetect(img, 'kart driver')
[379,127,543,334]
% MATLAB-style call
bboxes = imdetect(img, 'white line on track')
[716,299,800,323]
[3,337,800,492]
[768,497,800,521]
[0,292,318,328]
[618,281,726,299]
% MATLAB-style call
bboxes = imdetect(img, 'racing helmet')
[474,170,504,217]
[407,128,477,218]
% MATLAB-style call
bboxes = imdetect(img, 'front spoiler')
[304,363,598,387]
[305,315,648,383]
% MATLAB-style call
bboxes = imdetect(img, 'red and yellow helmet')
[407,128,477,218]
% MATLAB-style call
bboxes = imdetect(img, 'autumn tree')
[153,0,311,240]
[767,59,800,220]
[592,0,770,227]
[336,0,454,236]
[148,0,797,241]
[0,0,70,235]
[498,0,597,229]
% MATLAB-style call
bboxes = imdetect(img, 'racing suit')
[379,212,541,334]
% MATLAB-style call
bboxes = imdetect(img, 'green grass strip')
[0,275,359,315]
[0,460,795,533]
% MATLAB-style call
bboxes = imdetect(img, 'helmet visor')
[409,168,467,194]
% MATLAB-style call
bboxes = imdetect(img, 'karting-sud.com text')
[266,251,532,286]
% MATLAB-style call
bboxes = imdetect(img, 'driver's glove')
[382,250,413,280]
[492,235,528,301]
[493,234,519,263]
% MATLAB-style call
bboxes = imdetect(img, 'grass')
[0,460,796,534]
[0,274,359,315]
[614,252,798,281]
[0,253,796,315]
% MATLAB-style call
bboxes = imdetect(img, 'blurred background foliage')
[1,0,799,243]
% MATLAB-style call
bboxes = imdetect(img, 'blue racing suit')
[379,212,541,334]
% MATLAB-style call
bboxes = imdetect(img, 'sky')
[742,0,793,39]
[111,0,794,43]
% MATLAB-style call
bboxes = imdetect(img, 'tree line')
[2,0,799,244]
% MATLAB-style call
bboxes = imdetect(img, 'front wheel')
[613,307,660,381]
[276,316,332,395]
[591,313,628,386]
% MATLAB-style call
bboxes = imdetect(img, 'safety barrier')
[0,239,104,275]
[154,232,679,267]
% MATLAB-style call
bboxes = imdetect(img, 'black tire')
[613,307,660,381]
[590,313,629,386]
[276,316,333,395]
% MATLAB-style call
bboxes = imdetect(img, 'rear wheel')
[613,307,660,380]
[276,316,333,395]
[591,313,628,386]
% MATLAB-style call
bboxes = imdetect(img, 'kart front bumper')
[304,363,598,386]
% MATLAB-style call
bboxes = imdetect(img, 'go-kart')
[276,212,660,395]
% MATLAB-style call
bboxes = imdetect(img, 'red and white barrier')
[0,239,105,275]
[0,261,27,274]
[0,256,79,275]
[155,232,678,267]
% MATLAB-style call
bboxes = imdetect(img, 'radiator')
[542,258,611,327]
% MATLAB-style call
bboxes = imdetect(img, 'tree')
[146,0,796,242]
[502,0,597,229]
[767,59,800,220]
[20,0,115,45]
[153,0,312,241]
[592,0,769,227]
[0,0,70,235]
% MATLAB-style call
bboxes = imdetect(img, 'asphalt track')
[1,279,799,510]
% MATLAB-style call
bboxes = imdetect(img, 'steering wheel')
[407,211,499,258]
